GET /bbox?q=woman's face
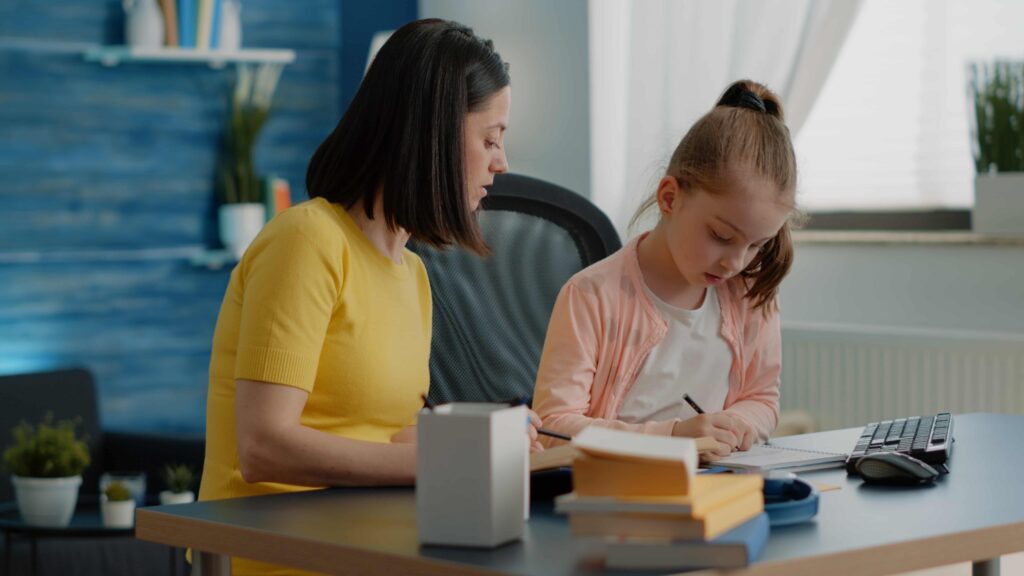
[463,86,511,211]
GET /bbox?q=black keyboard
[846,412,954,474]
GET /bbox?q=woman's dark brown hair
[633,79,800,313]
[305,19,509,255]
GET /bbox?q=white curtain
[589,0,862,236]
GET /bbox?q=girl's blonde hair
[632,79,800,313]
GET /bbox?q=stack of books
[556,427,769,570]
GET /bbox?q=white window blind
[795,0,1024,212]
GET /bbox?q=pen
[683,393,705,414]
[537,428,572,442]
[504,395,573,441]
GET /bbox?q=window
[795,0,1024,212]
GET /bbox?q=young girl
[532,79,798,459]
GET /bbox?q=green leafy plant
[968,61,1024,173]
[3,413,90,478]
[217,63,284,204]
[162,463,195,494]
[104,480,133,502]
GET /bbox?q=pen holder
[416,403,528,548]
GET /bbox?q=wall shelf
[83,46,296,68]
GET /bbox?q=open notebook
[712,443,847,472]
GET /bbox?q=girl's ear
[656,176,681,215]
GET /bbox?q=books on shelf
[263,176,291,220]
[712,443,846,472]
[604,512,770,570]
[158,0,179,47]
[176,0,222,50]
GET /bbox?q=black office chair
[409,173,621,405]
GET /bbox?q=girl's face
[463,86,511,211]
[658,173,792,292]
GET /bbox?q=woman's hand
[390,425,418,444]
[527,409,544,453]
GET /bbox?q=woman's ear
[656,176,681,215]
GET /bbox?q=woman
[198,19,537,576]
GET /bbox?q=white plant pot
[159,490,195,505]
[101,497,136,528]
[11,475,82,527]
[219,203,266,260]
[973,173,1024,236]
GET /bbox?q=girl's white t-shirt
[617,285,732,424]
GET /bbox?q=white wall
[781,242,1024,335]
[419,2,1024,344]
[419,0,591,196]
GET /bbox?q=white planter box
[416,404,528,548]
[11,475,82,527]
[974,173,1024,236]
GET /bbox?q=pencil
[683,393,706,414]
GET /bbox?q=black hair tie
[736,89,767,113]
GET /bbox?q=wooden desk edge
[135,508,503,576]
[686,520,1024,576]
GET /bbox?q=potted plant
[159,463,196,505]
[3,413,90,527]
[216,63,284,259]
[101,480,135,528]
[968,60,1024,235]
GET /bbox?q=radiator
[780,322,1024,432]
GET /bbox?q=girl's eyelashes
[710,229,732,243]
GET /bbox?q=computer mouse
[855,452,939,484]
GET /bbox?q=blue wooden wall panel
[0,0,356,433]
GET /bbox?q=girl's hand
[527,409,544,453]
[725,413,757,451]
[671,413,739,458]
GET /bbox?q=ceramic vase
[218,0,242,51]
[11,475,82,527]
[124,0,165,49]
[219,203,266,259]
[101,497,136,528]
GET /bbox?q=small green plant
[162,463,195,494]
[217,63,284,204]
[104,481,132,502]
[968,60,1024,173]
[3,413,90,478]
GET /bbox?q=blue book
[209,0,222,48]
[177,0,195,48]
[604,512,770,570]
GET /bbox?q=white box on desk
[416,403,527,548]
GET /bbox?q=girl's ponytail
[632,79,800,315]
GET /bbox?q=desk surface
[136,413,1024,575]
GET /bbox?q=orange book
[573,454,691,497]
[569,427,701,497]
[158,0,179,47]
[567,489,764,541]
[556,474,763,518]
